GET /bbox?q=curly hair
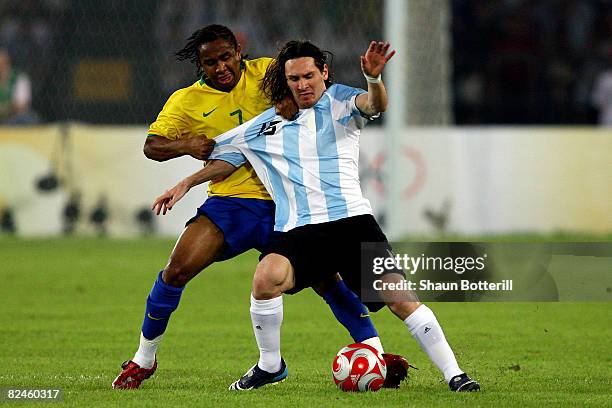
[261,40,333,105]
[175,24,240,79]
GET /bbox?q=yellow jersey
[148,58,273,199]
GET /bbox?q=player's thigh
[166,215,225,274]
[335,215,396,309]
[259,227,333,294]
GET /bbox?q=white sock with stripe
[250,294,283,373]
[404,305,463,382]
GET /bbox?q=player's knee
[252,267,278,298]
[252,255,291,298]
[161,219,224,288]
[252,277,271,298]
[163,260,199,287]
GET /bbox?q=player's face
[198,39,242,91]
[285,57,328,109]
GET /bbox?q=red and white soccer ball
[332,343,387,392]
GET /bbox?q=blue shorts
[189,196,275,261]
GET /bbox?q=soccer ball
[332,343,387,391]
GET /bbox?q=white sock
[250,294,283,373]
[361,336,385,355]
[404,305,463,382]
[133,332,162,369]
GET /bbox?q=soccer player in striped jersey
[113,25,407,390]
[154,40,480,392]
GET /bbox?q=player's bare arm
[152,160,237,215]
[144,135,216,161]
[356,41,395,116]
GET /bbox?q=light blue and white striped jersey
[209,84,374,232]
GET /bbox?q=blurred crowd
[453,0,612,125]
[2,0,612,125]
[0,0,67,124]
[154,0,383,96]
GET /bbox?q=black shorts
[260,214,403,312]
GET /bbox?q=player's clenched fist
[185,137,216,160]
[275,95,299,120]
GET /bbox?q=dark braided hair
[261,40,333,105]
[176,24,241,79]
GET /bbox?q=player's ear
[322,64,329,80]
[236,43,242,60]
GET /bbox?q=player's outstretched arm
[152,160,237,215]
[144,135,216,161]
[356,41,395,117]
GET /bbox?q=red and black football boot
[382,353,410,388]
[112,360,157,389]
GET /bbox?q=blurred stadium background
[0,0,610,239]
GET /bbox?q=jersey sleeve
[207,113,254,167]
[209,106,279,167]
[327,84,377,129]
[147,90,191,140]
[209,133,247,167]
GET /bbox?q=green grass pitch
[0,238,610,407]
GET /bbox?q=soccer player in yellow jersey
[112,25,407,390]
